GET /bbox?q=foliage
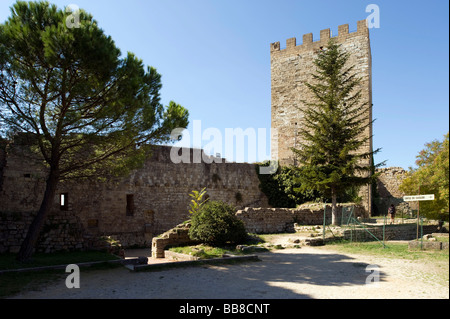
[188,201,247,246]
[256,161,318,207]
[235,192,243,203]
[399,132,449,221]
[291,39,384,223]
[0,1,189,262]
[168,244,242,259]
[326,241,449,264]
[0,1,189,180]
[338,185,363,204]
[188,187,209,215]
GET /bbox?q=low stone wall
[0,210,87,254]
[235,204,365,234]
[409,233,449,251]
[409,241,449,251]
[342,224,441,242]
[0,210,145,254]
[151,223,197,258]
[105,232,151,249]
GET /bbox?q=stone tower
[270,20,373,214]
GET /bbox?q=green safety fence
[322,203,388,248]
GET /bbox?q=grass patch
[168,244,244,259]
[324,240,449,287]
[324,240,449,262]
[167,234,267,259]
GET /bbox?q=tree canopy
[399,133,449,221]
[0,1,189,180]
[292,40,383,224]
[0,1,189,261]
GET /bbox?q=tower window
[60,193,69,211]
[126,194,135,216]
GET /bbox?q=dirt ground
[9,236,449,299]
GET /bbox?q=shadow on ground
[9,248,385,299]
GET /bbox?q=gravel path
[9,244,449,299]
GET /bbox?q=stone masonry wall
[376,167,408,199]
[236,204,365,234]
[270,20,372,167]
[270,20,373,214]
[0,142,268,253]
[373,167,411,216]
[343,224,440,242]
[0,210,84,254]
[151,222,196,258]
[0,138,414,253]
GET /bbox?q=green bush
[256,161,362,207]
[256,162,318,207]
[188,201,247,246]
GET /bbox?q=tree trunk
[331,186,339,226]
[16,168,60,262]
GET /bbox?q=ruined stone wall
[375,167,408,199]
[0,143,268,252]
[270,20,373,214]
[151,222,195,258]
[236,204,365,234]
[373,167,411,216]
[0,210,85,254]
[342,224,440,242]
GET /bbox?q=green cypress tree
[292,39,384,225]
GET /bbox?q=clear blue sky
[1,0,448,169]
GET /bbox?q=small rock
[423,234,433,240]
[241,246,253,253]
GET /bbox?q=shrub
[188,187,209,215]
[256,162,318,207]
[188,201,247,246]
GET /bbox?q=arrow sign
[403,194,435,202]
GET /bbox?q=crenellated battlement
[270,20,368,52]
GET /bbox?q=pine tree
[0,1,189,261]
[292,39,384,225]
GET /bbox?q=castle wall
[0,143,268,253]
[236,204,365,234]
[375,167,408,199]
[270,20,373,214]
[270,20,372,165]
[373,166,412,216]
